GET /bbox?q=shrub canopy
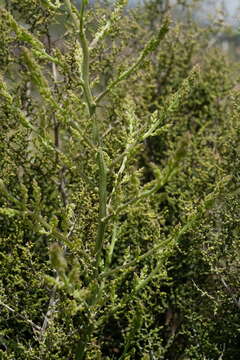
[0,1,239,359]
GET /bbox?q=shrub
[0,1,239,359]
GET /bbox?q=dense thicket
[0,1,239,359]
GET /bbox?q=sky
[227,0,238,14]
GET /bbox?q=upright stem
[64,0,108,270]
[78,1,107,269]
[66,3,107,357]
[78,1,96,116]
[40,30,69,342]
[95,142,108,268]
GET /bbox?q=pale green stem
[79,3,108,268]
[135,263,166,293]
[64,0,107,269]
[95,51,147,104]
[98,207,200,281]
[95,20,169,104]
[105,222,118,267]
[95,145,108,268]
[63,3,104,357]
[99,237,173,280]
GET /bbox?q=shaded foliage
[0,0,239,359]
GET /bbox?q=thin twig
[221,277,240,310]
[40,30,70,338]
[0,300,41,333]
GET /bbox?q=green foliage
[0,0,239,359]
